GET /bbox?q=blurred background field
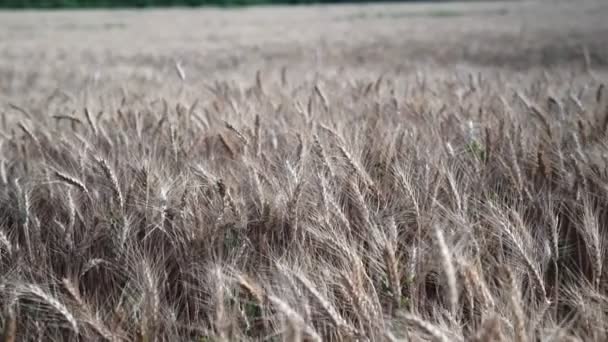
[0,0,527,9]
[1,0,607,104]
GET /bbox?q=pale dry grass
[1,0,608,341]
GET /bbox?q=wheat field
[1,0,608,341]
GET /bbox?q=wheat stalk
[383,243,401,311]
[340,270,373,334]
[140,261,159,342]
[54,171,89,194]
[18,122,41,147]
[14,179,32,260]
[217,179,239,220]
[505,269,527,342]
[53,115,84,126]
[322,180,351,232]
[462,261,495,311]
[174,60,186,81]
[582,203,603,289]
[95,157,124,210]
[80,258,111,278]
[292,272,357,336]
[62,278,116,341]
[502,218,547,300]
[314,84,329,112]
[434,225,458,315]
[287,181,303,236]
[267,295,321,342]
[400,313,450,342]
[8,103,31,118]
[337,143,375,191]
[223,120,249,146]
[253,114,261,157]
[84,108,98,135]
[349,180,372,229]
[312,135,335,179]
[16,283,79,334]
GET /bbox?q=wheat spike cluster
[1,0,608,341]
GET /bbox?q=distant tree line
[0,0,431,8]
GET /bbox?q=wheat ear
[434,226,458,315]
[95,157,124,210]
[84,108,98,135]
[54,171,89,194]
[267,295,321,342]
[293,272,357,335]
[16,283,79,334]
[62,278,116,341]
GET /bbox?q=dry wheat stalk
[224,121,249,146]
[140,261,159,342]
[17,122,41,147]
[54,171,89,194]
[502,209,548,300]
[80,258,111,278]
[14,179,32,260]
[84,108,98,135]
[255,70,264,94]
[313,135,335,179]
[16,283,79,334]
[8,103,31,118]
[53,115,84,126]
[314,84,329,112]
[337,143,375,191]
[401,313,450,342]
[267,295,322,342]
[340,271,372,334]
[323,181,351,232]
[582,204,603,289]
[434,225,458,316]
[505,269,527,342]
[174,60,186,81]
[383,243,401,311]
[217,179,239,219]
[62,278,116,341]
[462,262,495,311]
[292,272,357,335]
[349,180,372,229]
[95,157,124,210]
[253,114,261,157]
[287,181,303,235]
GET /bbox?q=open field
[1,0,608,340]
